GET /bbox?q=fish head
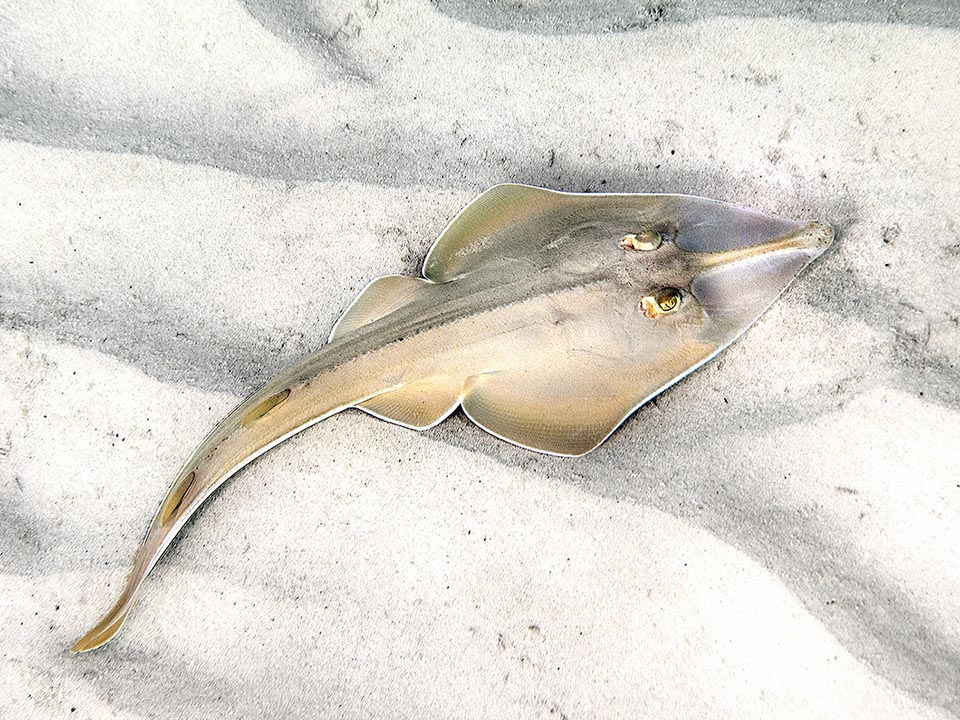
[618,199,834,345]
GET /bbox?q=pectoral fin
[461,344,716,456]
[421,185,810,284]
[423,184,562,282]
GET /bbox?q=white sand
[1,1,958,718]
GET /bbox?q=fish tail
[71,355,365,653]
[71,582,137,653]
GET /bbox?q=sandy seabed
[1,1,959,718]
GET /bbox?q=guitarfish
[72,184,834,652]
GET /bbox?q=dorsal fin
[328,275,431,341]
[422,184,561,282]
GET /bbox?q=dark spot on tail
[242,388,291,428]
[161,471,196,525]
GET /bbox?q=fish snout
[795,221,835,256]
[689,219,835,325]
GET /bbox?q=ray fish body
[72,184,834,652]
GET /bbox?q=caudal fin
[71,591,135,653]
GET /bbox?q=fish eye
[641,287,683,318]
[619,229,663,251]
